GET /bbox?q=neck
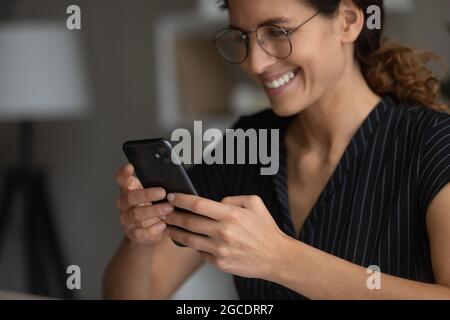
[289,64,381,163]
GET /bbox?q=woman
[104,0,450,299]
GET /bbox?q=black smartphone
[122,138,198,248]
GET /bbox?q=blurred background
[0,0,448,300]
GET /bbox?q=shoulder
[394,100,450,134]
[404,103,450,213]
[391,100,450,161]
[405,104,450,146]
[383,97,450,148]
[418,106,450,165]
[420,109,450,146]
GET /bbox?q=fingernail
[163,204,174,212]
[167,193,175,202]
[156,189,165,197]
[160,215,167,220]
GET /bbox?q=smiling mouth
[263,69,300,90]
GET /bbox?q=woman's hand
[163,193,290,279]
[114,164,175,247]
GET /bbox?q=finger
[131,222,167,243]
[221,195,263,209]
[120,188,167,211]
[132,202,174,222]
[164,211,216,237]
[167,193,233,221]
[122,215,160,231]
[140,217,162,228]
[115,164,143,192]
[166,226,216,253]
[120,210,140,229]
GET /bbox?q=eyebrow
[229,17,292,31]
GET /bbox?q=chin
[270,99,306,117]
[265,83,311,117]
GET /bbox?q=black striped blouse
[188,95,450,300]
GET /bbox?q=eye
[225,30,246,43]
[266,27,287,39]
[235,32,247,42]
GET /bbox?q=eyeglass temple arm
[287,11,321,36]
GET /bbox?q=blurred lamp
[0,22,90,120]
[0,22,91,298]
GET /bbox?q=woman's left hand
[164,193,290,279]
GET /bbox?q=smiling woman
[104,0,450,300]
[218,0,448,113]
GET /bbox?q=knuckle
[216,246,230,258]
[249,195,262,205]
[215,258,227,270]
[184,216,196,229]
[221,196,232,204]
[193,199,205,213]
[218,227,233,242]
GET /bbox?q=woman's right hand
[114,163,174,246]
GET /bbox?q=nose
[241,33,277,76]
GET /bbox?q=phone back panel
[123,139,197,196]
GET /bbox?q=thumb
[115,164,143,192]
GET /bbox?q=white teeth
[265,71,297,89]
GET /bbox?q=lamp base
[0,167,75,299]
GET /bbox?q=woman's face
[228,0,349,117]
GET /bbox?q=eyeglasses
[214,11,321,65]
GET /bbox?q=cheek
[292,34,345,91]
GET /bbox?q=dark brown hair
[220,0,449,112]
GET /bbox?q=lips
[264,71,296,89]
[261,68,301,95]
[261,68,300,88]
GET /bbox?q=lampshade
[0,22,91,121]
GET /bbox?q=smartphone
[122,138,198,248]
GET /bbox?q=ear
[337,0,365,44]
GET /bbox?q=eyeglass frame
[213,11,322,64]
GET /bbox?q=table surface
[0,290,52,300]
